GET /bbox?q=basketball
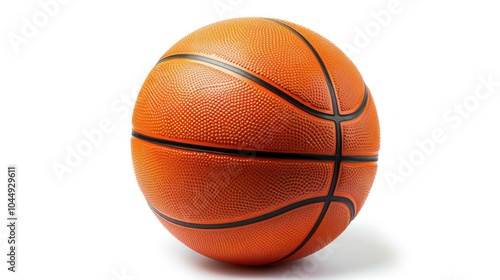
[131,17,380,266]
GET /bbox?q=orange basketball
[131,18,380,266]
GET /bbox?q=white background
[1,0,500,279]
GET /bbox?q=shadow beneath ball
[192,224,397,278]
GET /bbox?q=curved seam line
[157,54,335,120]
[146,19,372,265]
[266,19,339,117]
[264,18,357,265]
[148,195,354,229]
[155,54,368,122]
[132,130,378,162]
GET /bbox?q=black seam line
[151,20,369,264]
[267,19,340,117]
[265,18,347,265]
[338,86,369,121]
[149,195,354,230]
[132,130,378,162]
[157,54,336,121]
[268,194,355,264]
[265,18,370,122]
[156,54,370,123]
[329,196,355,218]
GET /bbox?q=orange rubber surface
[131,18,380,265]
